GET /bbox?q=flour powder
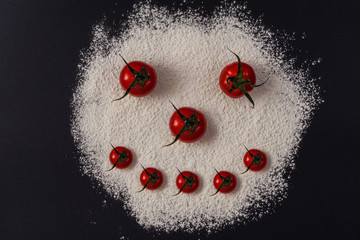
[71,1,321,233]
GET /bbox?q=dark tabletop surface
[0,0,358,239]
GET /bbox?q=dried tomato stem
[107,143,129,171]
[163,101,200,147]
[173,167,196,196]
[138,164,160,192]
[113,54,150,102]
[211,168,233,196]
[241,145,264,174]
[226,49,267,108]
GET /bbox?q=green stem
[163,101,200,147]
[107,144,129,171]
[138,164,160,192]
[225,49,267,108]
[113,55,150,102]
[241,146,264,174]
[173,168,196,196]
[211,169,233,196]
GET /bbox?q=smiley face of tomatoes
[139,167,163,191]
[243,148,267,172]
[120,61,157,97]
[175,170,199,195]
[108,145,133,170]
[212,171,237,195]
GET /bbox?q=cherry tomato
[108,144,133,171]
[113,55,157,101]
[219,49,266,108]
[139,166,163,191]
[219,61,256,98]
[212,170,237,195]
[243,148,267,173]
[175,170,199,195]
[164,101,207,147]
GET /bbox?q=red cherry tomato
[219,61,256,98]
[243,149,267,172]
[113,55,157,101]
[175,171,199,195]
[212,171,237,195]
[170,107,207,143]
[139,167,163,191]
[108,145,133,170]
[219,50,266,108]
[164,101,207,147]
[120,61,157,97]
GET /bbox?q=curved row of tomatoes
[108,145,267,195]
[108,50,268,195]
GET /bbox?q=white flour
[71,1,321,233]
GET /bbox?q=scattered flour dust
[71,1,321,233]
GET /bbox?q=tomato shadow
[193,171,205,195]
[232,174,242,195]
[152,65,180,98]
[250,65,275,101]
[127,147,138,171]
[199,110,217,144]
[262,150,271,172]
[159,167,169,192]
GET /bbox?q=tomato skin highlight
[176,171,199,194]
[213,171,237,194]
[120,61,157,97]
[219,61,256,98]
[243,149,267,172]
[140,167,163,190]
[109,146,133,169]
[169,107,207,143]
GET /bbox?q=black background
[0,0,358,239]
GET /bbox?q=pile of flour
[71,1,321,233]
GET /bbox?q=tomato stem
[112,54,150,102]
[211,168,233,196]
[241,145,264,174]
[163,101,200,147]
[138,164,160,192]
[173,168,196,196]
[226,48,267,108]
[107,143,129,171]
